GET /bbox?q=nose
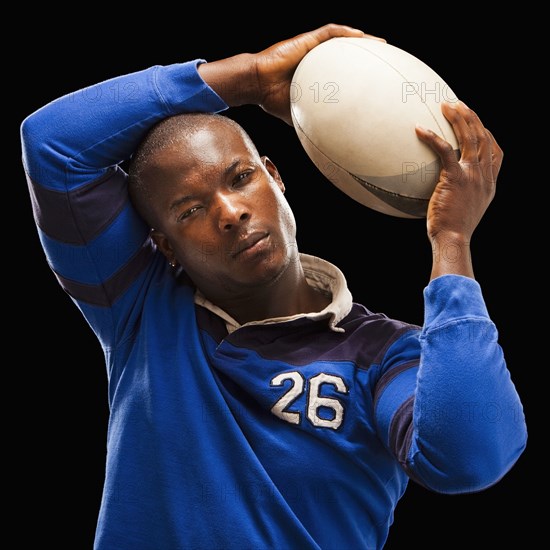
[215,191,250,231]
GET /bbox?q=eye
[233,169,254,187]
[178,206,201,222]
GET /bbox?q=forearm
[20,61,227,347]
[376,276,526,493]
[411,275,526,491]
[198,53,260,107]
[21,61,227,188]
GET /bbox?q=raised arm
[198,23,372,123]
[416,100,503,281]
[374,102,527,492]
[20,61,227,348]
[20,23,368,350]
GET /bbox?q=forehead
[155,122,256,176]
[140,123,261,212]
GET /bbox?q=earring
[169,260,176,268]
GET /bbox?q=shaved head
[123,107,302,315]
[128,112,259,227]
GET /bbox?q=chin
[247,251,297,288]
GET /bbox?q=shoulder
[340,302,419,342]
[336,303,420,369]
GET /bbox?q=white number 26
[270,371,348,430]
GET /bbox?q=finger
[458,102,494,168]
[441,101,478,163]
[415,124,459,167]
[457,104,503,186]
[478,126,503,167]
[292,24,384,53]
[314,23,385,41]
[483,128,504,185]
[485,128,504,173]
[364,33,387,42]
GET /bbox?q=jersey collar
[194,253,353,334]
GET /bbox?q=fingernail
[365,33,387,42]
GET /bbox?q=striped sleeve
[20,61,228,349]
[374,275,527,494]
[372,330,424,485]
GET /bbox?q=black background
[15,9,533,549]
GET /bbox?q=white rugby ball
[290,37,460,218]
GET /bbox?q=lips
[232,231,268,257]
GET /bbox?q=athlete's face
[146,121,298,298]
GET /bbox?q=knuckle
[440,141,454,155]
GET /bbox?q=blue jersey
[20,60,527,550]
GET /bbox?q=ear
[151,229,178,267]
[261,156,285,193]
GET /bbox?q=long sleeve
[20,61,228,350]
[374,274,527,493]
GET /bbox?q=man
[21,23,527,550]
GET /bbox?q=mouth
[232,231,269,258]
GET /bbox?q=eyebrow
[169,194,195,212]
[168,159,244,212]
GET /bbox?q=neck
[207,259,330,326]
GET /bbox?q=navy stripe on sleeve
[55,239,155,306]
[27,167,128,244]
[389,395,414,465]
[388,395,426,486]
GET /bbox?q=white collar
[194,253,353,334]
